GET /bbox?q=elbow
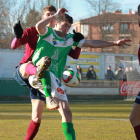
[71,55,79,59]
[73,56,79,59]
[35,23,40,32]
[11,38,21,49]
[11,38,17,49]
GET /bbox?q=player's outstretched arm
[36,8,68,35]
[81,38,131,48]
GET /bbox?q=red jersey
[18,27,38,65]
[11,27,81,66]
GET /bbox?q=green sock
[41,71,51,97]
[62,122,76,140]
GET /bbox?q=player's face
[56,21,71,36]
[42,11,56,28]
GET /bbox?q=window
[120,23,128,31]
[102,23,113,33]
[81,24,88,36]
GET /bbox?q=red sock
[25,62,37,75]
[134,124,140,140]
[24,120,40,140]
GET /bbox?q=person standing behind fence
[76,65,83,79]
[115,66,124,80]
[86,65,97,80]
[105,66,115,80]
[123,67,129,81]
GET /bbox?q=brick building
[73,10,140,55]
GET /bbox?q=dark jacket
[105,70,115,80]
[86,69,97,79]
[77,68,83,79]
[115,70,124,80]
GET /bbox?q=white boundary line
[0,113,129,121]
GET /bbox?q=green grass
[0,101,136,140]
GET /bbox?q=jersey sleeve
[68,47,81,59]
[20,27,32,45]
[73,39,85,48]
[39,26,52,38]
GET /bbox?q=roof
[79,12,138,24]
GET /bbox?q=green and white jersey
[32,26,84,79]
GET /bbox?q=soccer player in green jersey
[29,7,131,140]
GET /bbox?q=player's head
[54,14,73,36]
[42,5,57,28]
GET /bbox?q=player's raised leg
[35,56,51,79]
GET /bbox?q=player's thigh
[31,99,44,122]
[130,103,140,127]
[54,97,72,122]
[19,62,29,78]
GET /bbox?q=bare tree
[85,0,121,52]
[0,0,31,49]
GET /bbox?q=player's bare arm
[36,8,68,35]
[81,38,131,48]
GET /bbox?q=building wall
[73,13,139,55]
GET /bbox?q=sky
[66,0,140,22]
[29,0,139,23]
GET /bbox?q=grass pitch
[0,101,136,140]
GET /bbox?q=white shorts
[28,72,68,101]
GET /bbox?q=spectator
[76,65,83,79]
[105,66,115,80]
[65,65,67,70]
[115,66,124,80]
[123,67,129,81]
[86,65,97,80]
[129,67,133,71]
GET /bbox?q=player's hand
[115,38,131,48]
[73,30,84,42]
[13,21,23,39]
[57,8,68,17]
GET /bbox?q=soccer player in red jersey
[129,5,140,140]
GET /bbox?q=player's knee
[65,109,72,120]
[129,113,134,124]
[20,63,29,78]
[129,113,139,126]
[32,116,42,123]
[32,113,42,123]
